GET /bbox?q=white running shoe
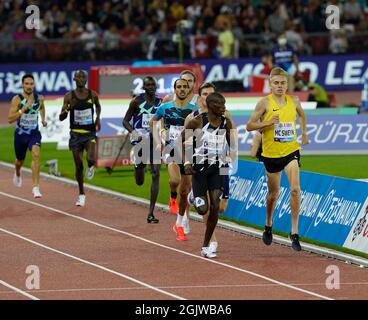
[32,186,42,198]
[209,241,218,253]
[85,166,95,180]
[76,194,86,207]
[13,173,22,187]
[187,190,195,207]
[201,246,217,259]
[183,215,190,235]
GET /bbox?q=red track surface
[0,164,367,301]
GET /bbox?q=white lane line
[0,280,40,300]
[0,191,333,300]
[1,282,367,295]
[0,227,185,300]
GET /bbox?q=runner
[149,79,199,241]
[59,70,101,207]
[182,92,237,258]
[246,67,309,251]
[8,74,47,198]
[123,76,162,223]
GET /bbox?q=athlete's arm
[123,97,139,133]
[162,94,173,104]
[184,112,194,127]
[59,92,72,121]
[182,117,201,174]
[8,95,33,123]
[293,96,309,145]
[149,107,164,150]
[8,96,22,124]
[39,95,47,127]
[92,91,101,131]
[250,131,262,157]
[226,116,238,166]
[246,98,278,131]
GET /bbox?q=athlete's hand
[131,130,142,143]
[301,133,309,145]
[269,115,279,125]
[184,163,195,175]
[95,118,101,131]
[41,120,47,127]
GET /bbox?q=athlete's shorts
[132,136,158,169]
[14,131,41,161]
[262,150,300,173]
[192,165,224,198]
[69,131,97,152]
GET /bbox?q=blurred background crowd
[0,0,368,62]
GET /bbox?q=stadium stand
[0,0,368,63]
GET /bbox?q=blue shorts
[14,131,41,161]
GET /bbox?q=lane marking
[1,282,368,295]
[0,227,185,300]
[0,191,334,300]
[0,280,40,300]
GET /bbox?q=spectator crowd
[0,0,367,62]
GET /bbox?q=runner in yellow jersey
[246,67,309,251]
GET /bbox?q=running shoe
[183,215,190,235]
[147,214,159,223]
[209,241,218,253]
[13,173,22,187]
[169,197,178,215]
[289,233,302,251]
[76,194,86,207]
[187,190,195,207]
[262,225,273,245]
[32,186,42,198]
[85,165,95,180]
[173,224,187,241]
[201,246,217,258]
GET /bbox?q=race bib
[142,114,153,128]
[274,122,295,142]
[205,133,226,151]
[74,109,93,125]
[20,113,38,129]
[169,125,184,141]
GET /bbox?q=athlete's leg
[284,160,301,235]
[30,145,41,187]
[168,163,181,214]
[203,189,222,248]
[178,175,191,217]
[265,171,282,227]
[167,163,181,193]
[134,164,145,186]
[148,164,161,216]
[72,149,85,195]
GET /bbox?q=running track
[0,165,367,300]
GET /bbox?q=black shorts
[132,136,159,168]
[69,131,97,152]
[262,150,300,173]
[192,165,224,198]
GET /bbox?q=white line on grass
[0,191,334,300]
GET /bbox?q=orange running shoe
[169,197,178,215]
[176,226,187,241]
